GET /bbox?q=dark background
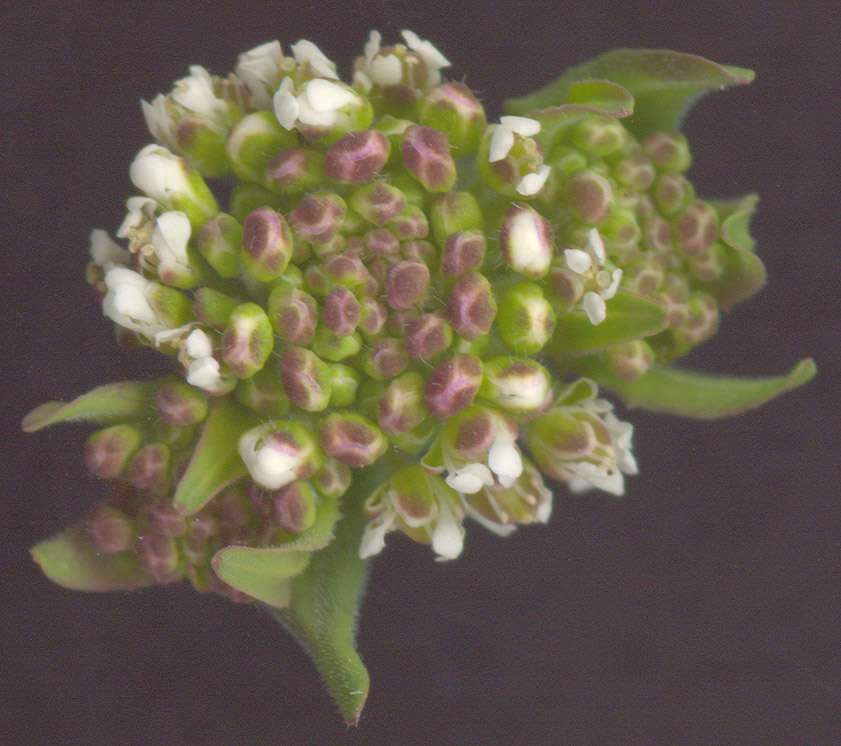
[2,1,839,742]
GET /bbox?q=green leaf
[31,524,152,592]
[271,466,387,726]
[569,356,816,419]
[505,49,754,138]
[22,380,160,432]
[550,290,668,354]
[211,499,341,608]
[172,398,261,515]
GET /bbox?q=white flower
[141,94,174,148]
[238,423,310,490]
[101,267,172,339]
[488,116,541,162]
[117,197,157,240]
[400,29,451,85]
[150,211,193,282]
[181,329,230,394]
[356,30,403,89]
[171,65,228,124]
[129,145,192,205]
[445,462,493,494]
[89,230,130,269]
[273,77,362,131]
[290,39,338,79]
[563,228,623,325]
[516,164,551,196]
[235,41,285,108]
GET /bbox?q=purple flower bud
[642,131,692,171]
[643,214,674,255]
[128,443,172,496]
[442,405,498,461]
[271,480,317,535]
[87,504,135,553]
[221,302,274,378]
[324,130,390,184]
[499,204,553,279]
[266,147,326,193]
[675,201,719,258]
[419,82,487,154]
[424,353,483,418]
[318,413,388,468]
[216,485,254,526]
[406,312,453,362]
[241,207,293,282]
[322,286,362,336]
[350,181,407,226]
[440,230,486,277]
[401,125,456,192]
[387,206,429,241]
[363,228,400,258]
[155,380,208,425]
[324,251,371,288]
[657,274,691,328]
[358,297,388,338]
[377,372,428,435]
[279,346,332,411]
[445,272,497,340]
[401,240,437,268]
[188,512,220,541]
[674,291,719,345]
[234,365,291,418]
[548,265,584,310]
[362,337,410,380]
[613,153,656,192]
[84,425,142,479]
[267,285,318,345]
[312,457,352,500]
[141,499,186,537]
[386,260,430,310]
[565,170,613,224]
[135,533,181,584]
[289,193,347,244]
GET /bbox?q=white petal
[129,145,189,204]
[488,439,523,487]
[236,41,283,107]
[488,125,515,162]
[186,356,222,391]
[185,328,213,359]
[446,463,493,494]
[359,510,396,559]
[291,39,338,79]
[89,229,130,268]
[272,89,299,130]
[369,54,403,87]
[141,94,173,144]
[499,115,541,137]
[564,248,592,275]
[516,164,551,196]
[364,30,382,63]
[237,428,299,490]
[430,501,464,560]
[304,79,358,112]
[152,211,191,269]
[601,269,623,300]
[400,30,451,72]
[117,196,157,238]
[586,227,606,264]
[581,291,607,325]
[172,66,217,116]
[461,499,518,537]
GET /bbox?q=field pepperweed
[25,31,815,724]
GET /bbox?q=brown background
[2,0,839,742]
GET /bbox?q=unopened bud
[326,363,360,406]
[496,281,556,354]
[571,115,627,157]
[387,205,429,241]
[238,421,322,489]
[318,412,388,467]
[361,337,410,380]
[377,371,428,435]
[312,326,362,362]
[446,272,497,340]
[322,286,362,336]
[401,124,457,192]
[612,152,656,192]
[84,425,142,479]
[87,504,135,553]
[221,302,274,378]
[675,200,719,258]
[406,312,453,361]
[141,499,185,537]
[289,193,347,245]
[193,287,238,329]
[424,353,483,418]
[234,364,291,418]
[653,172,694,217]
[279,346,332,411]
[155,379,208,425]
[605,340,655,381]
[440,230,486,277]
[324,129,390,183]
[386,260,430,309]
[312,457,352,500]
[228,183,282,224]
[135,532,181,583]
[226,110,298,183]
[271,480,318,535]
[241,207,293,282]
[268,284,318,345]
[128,443,172,496]
[479,357,552,414]
[349,181,407,226]
[499,203,554,279]
[565,169,613,224]
[266,147,326,194]
[643,131,691,172]
[429,191,483,244]
[418,82,487,154]
[363,227,400,258]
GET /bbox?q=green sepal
[272,465,385,726]
[569,355,816,419]
[505,49,754,138]
[172,398,261,515]
[707,194,767,309]
[31,524,151,592]
[211,499,341,608]
[550,290,668,354]
[22,380,159,432]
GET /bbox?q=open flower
[562,228,623,324]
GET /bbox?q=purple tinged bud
[654,173,694,217]
[478,357,552,414]
[643,214,674,255]
[215,485,254,526]
[625,257,665,297]
[363,228,401,258]
[324,251,371,288]
[193,287,238,330]
[605,340,655,381]
[266,147,326,193]
[359,297,388,338]
[424,353,483,418]
[406,312,453,362]
[688,241,727,282]
[196,213,243,279]
[571,115,627,157]
[548,265,584,310]
[658,274,691,328]
[279,346,332,412]
[141,500,185,538]
[188,513,219,542]
[135,533,181,583]
[377,372,428,435]
[418,82,487,154]
[221,302,274,379]
[313,457,353,500]
[271,481,318,535]
[430,192,484,244]
[675,291,719,345]
[322,286,362,336]
[613,153,656,192]
[401,124,457,192]
[446,272,498,340]
[267,285,318,345]
[326,363,360,406]
[304,263,333,297]
[565,170,613,224]
[386,260,430,310]
[318,413,388,468]
[312,326,362,362]
[241,207,293,282]
[84,425,142,479]
[388,205,429,241]
[401,239,437,268]
[155,380,208,425]
[441,405,498,461]
[642,131,692,172]
[87,504,135,553]
[128,443,172,496]
[675,201,719,258]
[499,203,553,279]
[362,337,410,381]
[349,181,407,226]
[440,230,486,277]
[289,193,347,244]
[324,130,390,184]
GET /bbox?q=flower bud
[234,366,291,417]
[192,287,238,329]
[361,337,410,381]
[624,256,665,297]
[326,363,360,407]
[445,272,497,340]
[653,172,694,217]
[481,117,549,197]
[377,371,428,435]
[150,211,201,289]
[479,357,552,414]
[135,533,181,583]
[141,499,185,537]
[424,353,483,418]
[324,129,390,183]
[612,152,656,192]
[271,480,318,535]
[440,230,486,278]
[571,115,627,157]
[429,191,483,244]
[499,203,553,279]
[128,443,172,496]
[418,82,487,154]
[238,421,322,490]
[221,302,274,378]
[496,281,556,354]
[358,297,388,339]
[605,340,655,381]
[279,346,332,411]
[565,169,613,224]
[675,200,719,259]
[322,286,362,336]
[401,124,457,192]
[363,228,400,258]
[228,183,282,224]
[387,205,429,241]
[642,131,691,172]
[312,326,362,362]
[155,379,208,425]
[235,40,285,109]
[312,457,352,500]
[349,181,408,226]
[240,207,293,282]
[406,312,453,362]
[84,425,142,479]
[324,251,371,288]
[226,110,298,183]
[386,260,430,309]
[318,413,388,467]
[266,147,326,194]
[87,504,135,553]
[289,193,347,245]
[268,285,318,345]
[464,460,552,527]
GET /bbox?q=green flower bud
[612,152,656,191]
[565,169,613,224]
[418,82,487,154]
[571,115,627,157]
[84,425,142,479]
[193,287,239,329]
[312,326,362,362]
[318,412,387,467]
[155,379,208,425]
[349,181,408,226]
[496,281,556,354]
[642,130,692,172]
[196,213,243,279]
[226,110,297,184]
[312,457,352,500]
[266,147,326,194]
[429,191,484,246]
[377,371,428,435]
[240,207,293,282]
[479,356,552,414]
[280,346,332,412]
[221,302,274,378]
[604,340,655,381]
[234,365,291,418]
[327,363,360,407]
[653,172,694,217]
[674,200,719,259]
[228,183,282,223]
[268,284,318,345]
[387,205,429,241]
[289,193,347,245]
[271,480,318,535]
